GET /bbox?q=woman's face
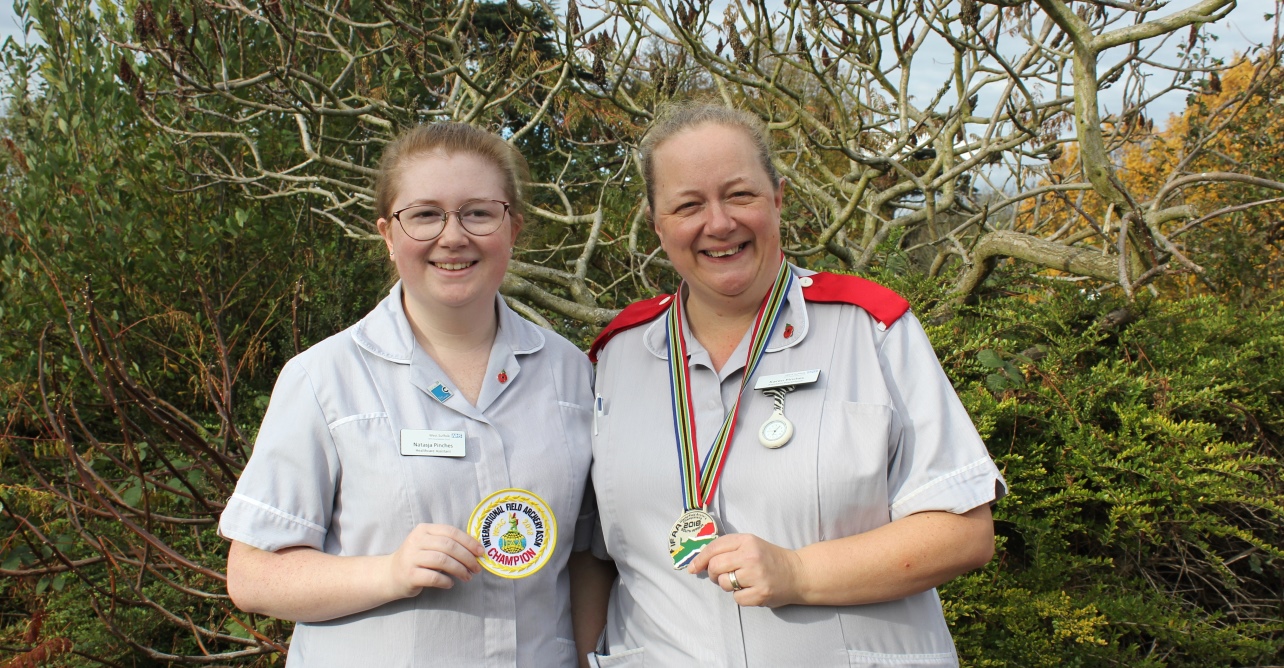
[650,122,783,312]
[377,151,520,315]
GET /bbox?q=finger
[705,552,743,581]
[412,549,479,582]
[716,572,735,593]
[420,524,485,555]
[406,568,455,591]
[410,532,485,572]
[686,535,741,574]
[420,539,484,575]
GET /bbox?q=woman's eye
[674,201,700,214]
[413,210,441,221]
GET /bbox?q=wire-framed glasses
[392,199,510,241]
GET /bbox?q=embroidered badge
[783,323,795,339]
[428,382,453,403]
[468,489,557,579]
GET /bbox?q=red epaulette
[801,272,910,328]
[588,294,673,363]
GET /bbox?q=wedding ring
[728,570,744,592]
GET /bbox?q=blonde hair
[373,123,530,222]
[638,102,780,211]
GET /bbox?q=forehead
[392,150,509,203]
[650,123,767,189]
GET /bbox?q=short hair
[373,122,530,222]
[638,102,781,211]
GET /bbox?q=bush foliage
[1,0,1281,665]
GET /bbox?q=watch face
[762,420,789,440]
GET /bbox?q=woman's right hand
[386,524,485,598]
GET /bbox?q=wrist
[787,548,813,606]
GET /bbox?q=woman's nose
[435,213,470,247]
[705,202,737,236]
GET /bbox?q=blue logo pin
[429,382,453,403]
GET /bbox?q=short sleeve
[879,312,1006,521]
[218,360,340,552]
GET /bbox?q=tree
[1,0,381,661]
[114,0,1284,316]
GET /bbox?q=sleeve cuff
[889,457,1008,522]
[218,493,327,552]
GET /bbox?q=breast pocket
[329,415,480,551]
[816,400,896,541]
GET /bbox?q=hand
[686,533,806,608]
[386,524,484,599]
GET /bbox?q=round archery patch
[468,488,557,579]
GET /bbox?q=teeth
[706,244,744,258]
[434,262,474,270]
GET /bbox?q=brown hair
[638,102,781,212]
[373,122,530,222]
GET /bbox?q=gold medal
[468,488,557,579]
[668,509,718,570]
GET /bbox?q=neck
[402,295,499,359]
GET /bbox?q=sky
[0,0,1274,124]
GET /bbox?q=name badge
[754,369,821,390]
[400,429,466,457]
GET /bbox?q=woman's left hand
[685,533,806,608]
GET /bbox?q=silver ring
[728,570,744,592]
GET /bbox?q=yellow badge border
[468,488,557,579]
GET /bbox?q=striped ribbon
[666,259,793,511]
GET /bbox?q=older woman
[220,123,598,666]
[585,104,1006,666]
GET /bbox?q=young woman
[586,104,1006,666]
[221,123,598,667]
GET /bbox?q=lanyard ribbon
[666,260,793,512]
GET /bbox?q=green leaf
[51,574,66,591]
[36,576,49,594]
[978,349,1004,369]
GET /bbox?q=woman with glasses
[220,123,603,667]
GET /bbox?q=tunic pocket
[847,649,958,667]
[817,400,896,540]
[588,647,646,668]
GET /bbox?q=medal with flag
[664,259,792,569]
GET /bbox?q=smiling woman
[584,103,1006,667]
[218,123,602,667]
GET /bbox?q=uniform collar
[353,282,545,365]
[641,263,814,362]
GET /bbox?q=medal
[758,386,795,449]
[468,488,557,579]
[664,259,793,569]
[668,509,718,570]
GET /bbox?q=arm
[226,524,484,623]
[568,550,617,666]
[688,504,994,608]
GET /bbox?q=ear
[773,177,785,210]
[376,217,396,254]
[509,213,524,244]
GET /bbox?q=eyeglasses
[391,199,511,241]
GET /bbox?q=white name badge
[754,369,821,390]
[400,430,466,457]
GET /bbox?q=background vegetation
[1,0,1281,664]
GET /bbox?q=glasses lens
[398,205,446,240]
[457,200,507,236]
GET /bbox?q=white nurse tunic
[588,266,1006,667]
[220,283,594,667]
